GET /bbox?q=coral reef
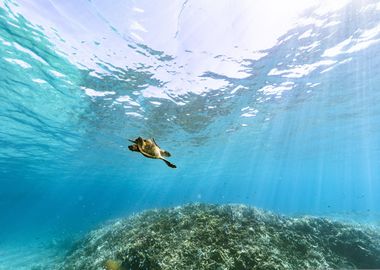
[59,204,380,269]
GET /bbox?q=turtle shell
[137,139,161,159]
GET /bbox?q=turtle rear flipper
[160,150,171,157]
[162,159,176,168]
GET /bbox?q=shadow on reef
[58,204,380,270]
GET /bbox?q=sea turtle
[128,137,177,168]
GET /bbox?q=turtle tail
[162,159,176,168]
[160,150,171,157]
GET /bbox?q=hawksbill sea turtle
[128,137,177,168]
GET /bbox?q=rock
[58,204,380,270]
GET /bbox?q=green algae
[59,204,380,270]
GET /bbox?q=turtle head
[128,144,139,152]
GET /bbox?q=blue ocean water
[1,0,380,268]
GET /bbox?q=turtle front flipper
[161,158,176,168]
[160,150,171,157]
